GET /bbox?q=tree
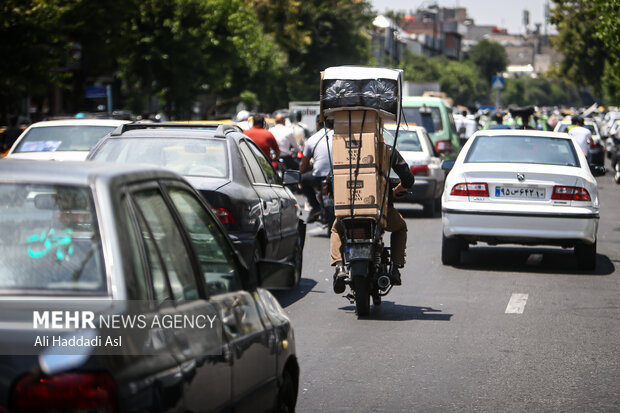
[0,0,74,122]
[435,58,488,107]
[117,0,285,117]
[466,39,508,85]
[550,0,620,103]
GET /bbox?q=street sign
[491,76,505,90]
[85,86,107,99]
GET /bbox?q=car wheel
[422,199,436,217]
[277,370,297,413]
[575,241,596,270]
[441,234,462,266]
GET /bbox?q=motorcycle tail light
[410,164,429,176]
[450,182,489,197]
[552,186,591,201]
[590,141,601,149]
[13,372,117,412]
[271,161,279,169]
[296,151,303,159]
[211,207,235,224]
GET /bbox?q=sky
[369,0,554,35]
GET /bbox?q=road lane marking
[505,293,529,314]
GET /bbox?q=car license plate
[495,186,545,199]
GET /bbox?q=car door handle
[280,199,286,208]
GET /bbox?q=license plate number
[495,186,545,199]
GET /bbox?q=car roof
[473,129,571,139]
[0,158,179,186]
[26,119,130,128]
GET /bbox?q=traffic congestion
[1,0,619,412]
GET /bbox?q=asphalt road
[274,170,620,412]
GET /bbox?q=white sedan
[6,118,128,161]
[384,124,445,216]
[441,130,600,269]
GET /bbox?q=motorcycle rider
[299,117,334,223]
[331,145,415,294]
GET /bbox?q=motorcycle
[338,178,400,317]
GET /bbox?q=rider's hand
[393,183,407,199]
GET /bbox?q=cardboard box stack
[320,66,403,225]
[331,110,389,221]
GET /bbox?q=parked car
[553,119,605,166]
[0,159,299,412]
[6,119,129,161]
[384,124,445,216]
[441,130,601,269]
[88,123,305,286]
[401,96,461,158]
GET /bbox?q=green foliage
[399,51,487,107]
[551,0,620,103]
[500,77,583,107]
[0,0,74,117]
[466,39,508,84]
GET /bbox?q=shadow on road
[456,246,615,276]
[271,277,318,308]
[339,301,453,321]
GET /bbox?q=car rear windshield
[92,137,229,178]
[384,129,423,152]
[14,126,117,152]
[465,135,580,167]
[402,107,443,133]
[0,184,106,295]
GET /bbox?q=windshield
[402,107,443,134]
[465,135,580,167]
[14,126,116,152]
[0,184,106,294]
[92,137,229,178]
[384,129,423,152]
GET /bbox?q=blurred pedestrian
[568,116,592,160]
[270,114,301,169]
[244,113,280,161]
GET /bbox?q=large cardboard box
[333,110,383,135]
[334,172,385,218]
[332,132,382,174]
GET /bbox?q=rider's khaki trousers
[330,206,407,267]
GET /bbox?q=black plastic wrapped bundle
[322,80,361,109]
[361,79,398,114]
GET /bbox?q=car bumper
[442,206,599,245]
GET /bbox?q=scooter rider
[299,117,334,223]
[331,146,415,293]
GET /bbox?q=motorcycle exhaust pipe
[377,275,391,290]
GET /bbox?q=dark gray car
[88,123,305,287]
[0,159,299,412]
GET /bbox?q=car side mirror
[589,164,606,177]
[282,170,301,186]
[256,259,296,289]
[441,160,455,171]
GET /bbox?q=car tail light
[211,207,235,224]
[296,151,303,159]
[450,182,489,197]
[410,164,429,176]
[551,186,591,201]
[435,140,452,153]
[13,372,117,412]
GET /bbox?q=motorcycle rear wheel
[353,275,370,317]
